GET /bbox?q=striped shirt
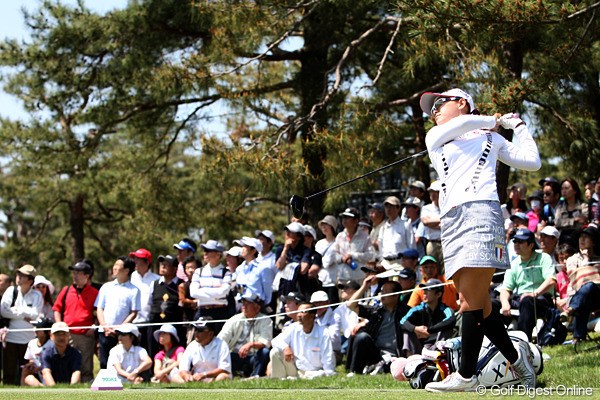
[189,264,233,307]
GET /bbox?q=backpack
[537,308,568,346]
[0,286,19,328]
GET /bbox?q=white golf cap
[428,180,442,192]
[310,290,329,303]
[233,236,263,253]
[256,229,275,242]
[225,246,243,257]
[420,88,476,116]
[115,323,140,338]
[303,225,317,240]
[540,226,560,239]
[285,221,305,235]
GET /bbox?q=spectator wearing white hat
[270,302,335,379]
[316,215,340,304]
[235,237,272,305]
[378,197,414,271]
[404,197,424,258]
[152,324,185,383]
[33,275,55,322]
[538,225,560,266]
[26,322,81,386]
[335,208,374,284]
[1,264,43,385]
[256,230,278,313]
[175,317,232,382]
[107,323,152,384]
[275,222,312,300]
[417,181,444,267]
[310,291,341,364]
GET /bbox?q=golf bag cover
[401,331,543,389]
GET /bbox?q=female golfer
[419,89,540,392]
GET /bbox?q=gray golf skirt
[441,200,509,279]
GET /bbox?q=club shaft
[306,150,428,200]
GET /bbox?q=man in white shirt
[378,196,415,271]
[334,281,360,355]
[256,230,277,312]
[310,291,341,363]
[0,264,43,385]
[129,248,160,354]
[334,208,374,284]
[95,256,141,369]
[176,317,232,383]
[270,302,335,379]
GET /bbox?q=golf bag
[399,331,543,389]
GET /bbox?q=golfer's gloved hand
[498,113,525,130]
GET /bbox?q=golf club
[290,149,428,218]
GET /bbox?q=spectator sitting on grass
[25,322,81,386]
[151,324,185,383]
[21,318,52,386]
[269,302,335,379]
[175,317,232,383]
[107,324,152,384]
[218,291,273,378]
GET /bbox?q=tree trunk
[69,194,85,262]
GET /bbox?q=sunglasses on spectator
[431,96,462,114]
[543,192,553,196]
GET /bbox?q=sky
[0,0,129,120]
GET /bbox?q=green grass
[0,334,598,399]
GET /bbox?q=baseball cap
[581,225,600,242]
[510,212,529,222]
[337,280,360,290]
[403,197,423,208]
[339,207,360,218]
[527,190,543,202]
[384,196,401,207]
[419,255,438,265]
[318,215,339,231]
[420,89,476,116]
[225,246,243,257]
[69,261,92,274]
[50,321,70,334]
[419,278,445,293]
[368,202,384,212]
[283,291,306,303]
[402,249,420,259]
[540,226,560,239]
[116,323,140,338]
[398,268,417,280]
[32,318,54,330]
[173,239,197,253]
[376,267,402,279]
[303,225,317,240]
[241,291,262,303]
[17,264,37,277]
[428,181,442,192]
[193,316,215,332]
[153,324,179,344]
[538,176,558,186]
[409,181,426,191]
[513,228,535,242]
[200,240,225,252]
[285,221,305,235]
[256,230,275,243]
[157,254,177,267]
[234,236,263,253]
[310,290,329,303]
[129,248,152,264]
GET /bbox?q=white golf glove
[498,113,525,130]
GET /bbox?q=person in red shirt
[53,261,99,383]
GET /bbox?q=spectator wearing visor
[173,238,198,282]
[189,240,234,334]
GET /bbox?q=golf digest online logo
[476,385,595,397]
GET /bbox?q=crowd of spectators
[0,175,598,385]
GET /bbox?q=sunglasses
[543,192,553,196]
[431,96,462,115]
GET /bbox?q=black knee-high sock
[458,309,484,378]
[483,311,518,364]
